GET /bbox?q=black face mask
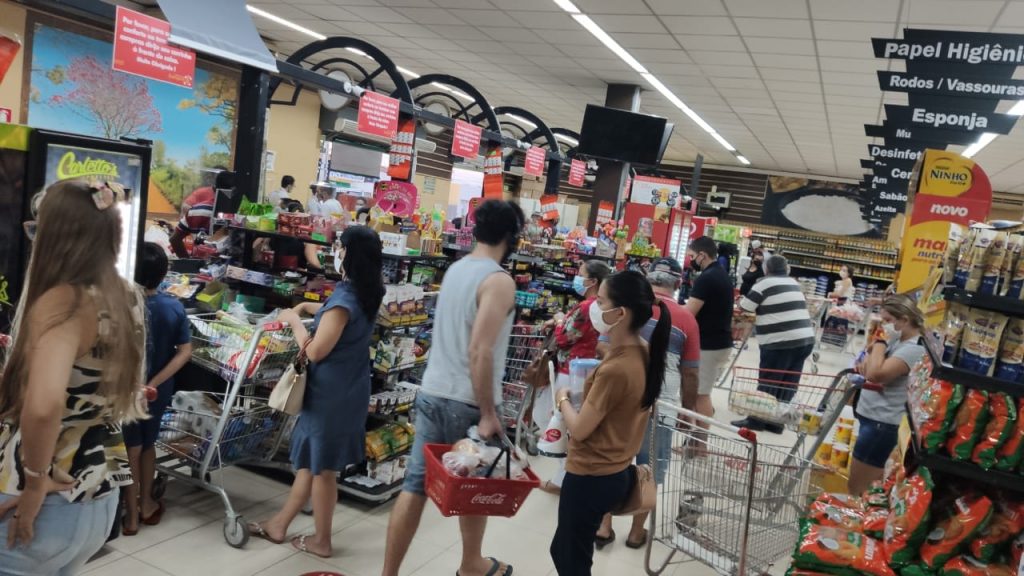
[502,233,520,263]
[690,256,702,271]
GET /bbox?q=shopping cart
[644,403,830,576]
[153,313,303,548]
[713,308,757,389]
[815,300,867,358]
[500,324,547,451]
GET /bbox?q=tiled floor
[82,340,856,576]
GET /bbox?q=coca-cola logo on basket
[470,493,507,506]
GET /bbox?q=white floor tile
[254,552,339,576]
[107,504,216,555]
[81,556,173,576]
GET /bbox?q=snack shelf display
[747,224,899,282]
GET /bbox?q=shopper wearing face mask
[739,244,765,297]
[549,270,671,575]
[684,236,733,422]
[535,259,613,495]
[849,295,925,495]
[829,265,855,304]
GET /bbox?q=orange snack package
[971,393,1017,469]
[793,522,896,576]
[806,499,865,532]
[863,507,888,539]
[946,389,990,461]
[969,500,1024,562]
[911,378,963,454]
[885,467,935,567]
[994,397,1024,471]
[942,555,1015,576]
[919,494,994,569]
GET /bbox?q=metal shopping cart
[644,403,831,576]
[500,324,547,451]
[815,300,867,360]
[713,308,757,389]
[153,313,303,548]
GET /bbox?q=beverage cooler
[0,125,150,331]
[621,203,692,259]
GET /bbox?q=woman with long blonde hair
[0,179,147,575]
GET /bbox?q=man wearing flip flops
[382,200,525,576]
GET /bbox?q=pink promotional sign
[358,91,400,138]
[112,6,196,88]
[451,120,482,159]
[373,180,418,218]
[568,159,586,187]
[524,146,546,176]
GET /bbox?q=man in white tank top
[383,200,524,576]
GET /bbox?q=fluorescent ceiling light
[572,15,647,74]
[396,66,420,79]
[736,155,751,165]
[555,133,579,146]
[1010,100,1024,115]
[346,47,369,57]
[503,113,537,129]
[710,132,736,152]
[247,6,325,40]
[963,132,998,158]
[553,0,581,13]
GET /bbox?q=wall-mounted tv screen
[576,104,668,166]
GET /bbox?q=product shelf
[905,431,1024,494]
[922,334,1024,397]
[942,286,1024,317]
[229,225,333,247]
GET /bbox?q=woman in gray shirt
[850,295,925,494]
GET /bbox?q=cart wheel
[812,352,820,362]
[190,468,212,483]
[223,516,249,548]
[812,364,819,374]
[151,473,167,500]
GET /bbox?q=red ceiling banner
[358,91,400,138]
[524,146,545,176]
[568,159,586,187]
[451,120,482,159]
[112,6,196,88]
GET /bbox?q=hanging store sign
[877,71,1024,98]
[451,120,482,159]
[867,145,926,162]
[523,146,545,177]
[897,149,992,293]
[883,104,1019,135]
[112,6,196,88]
[872,35,1024,65]
[357,91,400,138]
[568,159,586,187]
[864,124,977,146]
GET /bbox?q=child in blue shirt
[121,243,191,535]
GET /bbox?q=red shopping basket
[424,443,540,517]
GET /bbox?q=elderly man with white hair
[733,254,815,434]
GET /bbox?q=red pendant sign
[358,91,400,138]
[568,159,586,187]
[451,120,482,159]
[112,6,196,88]
[524,146,545,177]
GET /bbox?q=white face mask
[881,322,898,339]
[839,270,849,279]
[589,302,622,334]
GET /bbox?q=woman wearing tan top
[549,271,671,575]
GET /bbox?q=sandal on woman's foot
[595,529,616,550]
[625,529,648,549]
[141,501,165,526]
[247,522,283,545]
[456,557,513,576]
[291,535,331,558]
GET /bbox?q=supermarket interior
[2,0,1024,575]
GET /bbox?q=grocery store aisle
[82,342,855,576]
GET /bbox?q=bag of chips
[786,569,837,576]
[942,555,1015,576]
[793,521,896,576]
[980,231,1008,295]
[880,448,906,494]
[943,304,970,365]
[999,234,1023,296]
[910,378,963,454]
[863,486,889,509]
[899,566,935,576]
[968,500,1024,562]
[971,392,1017,469]
[814,493,866,510]
[959,309,1009,376]
[806,498,866,532]
[863,506,889,540]
[919,493,993,569]
[995,397,1024,471]
[994,317,1024,383]
[946,389,990,461]
[885,467,935,567]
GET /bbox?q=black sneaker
[763,422,785,434]
[730,417,765,431]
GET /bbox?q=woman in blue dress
[248,226,384,558]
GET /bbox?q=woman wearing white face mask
[535,259,612,495]
[829,265,855,304]
[849,295,925,494]
[549,270,671,575]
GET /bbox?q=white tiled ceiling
[250,0,1024,190]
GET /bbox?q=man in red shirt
[169,169,232,258]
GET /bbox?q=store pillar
[233,65,270,205]
[586,84,641,232]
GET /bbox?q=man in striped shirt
[733,254,815,434]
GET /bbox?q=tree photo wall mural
[26,22,238,213]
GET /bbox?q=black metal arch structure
[399,74,501,134]
[549,128,581,156]
[268,37,413,106]
[487,106,559,154]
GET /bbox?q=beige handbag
[269,340,309,416]
[611,463,656,516]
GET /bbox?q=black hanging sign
[877,71,1024,99]
[864,123,978,145]
[867,144,925,162]
[872,35,1024,65]
[861,159,875,169]
[883,104,1019,135]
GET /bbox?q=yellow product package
[959,309,1010,376]
[980,232,1008,296]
